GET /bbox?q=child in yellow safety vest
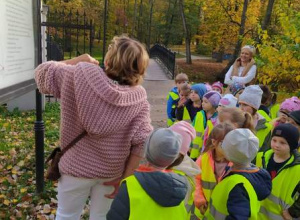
[168,121,200,218]
[107,128,188,220]
[239,85,272,153]
[201,94,238,152]
[194,122,235,218]
[190,91,221,160]
[167,73,189,127]
[176,83,207,125]
[256,124,300,219]
[273,96,300,128]
[175,83,193,123]
[204,128,272,219]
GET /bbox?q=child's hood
[171,86,178,94]
[134,171,188,207]
[73,63,149,135]
[228,166,272,201]
[172,155,201,177]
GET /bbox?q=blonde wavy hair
[104,35,149,86]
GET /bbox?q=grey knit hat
[239,85,263,110]
[145,128,182,169]
[221,129,259,166]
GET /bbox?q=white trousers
[56,175,114,220]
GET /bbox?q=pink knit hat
[169,121,196,155]
[212,81,223,93]
[205,83,212,92]
[280,96,300,113]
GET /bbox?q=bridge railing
[149,44,176,79]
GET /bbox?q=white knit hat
[221,129,259,166]
[145,128,182,169]
[219,94,238,108]
[239,85,263,110]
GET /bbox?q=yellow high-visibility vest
[167,91,179,127]
[256,150,300,220]
[190,110,206,160]
[204,174,260,220]
[258,110,271,122]
[270,104,280,120]
[125,175,188,220]
[256,122,272,149]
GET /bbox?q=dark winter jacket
[106,170,188,220]
[167,87,179,121]
[176,99,202,122]
[224,165,272,220]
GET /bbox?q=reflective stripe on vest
[190,110,206,159]
[256,150,300,219]
[182,107,192,123]
[173,169,195,217]
[256,122,272,148]
[125,175,188,220]
[270,104,280,120]
[204,174,260,220]
[258,110,271,122]
[201,153,217,203]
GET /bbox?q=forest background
[45,0,300,93]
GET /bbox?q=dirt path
[143,59,175,128]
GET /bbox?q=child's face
[287,117,300,133]
[278,111,289,124]
[202,97,213,111]
[213,87,222,94]
[190,90,200,102]
[271,136,290,157]
[180,89,190,99]
[217,105,225,113]
[239,102,254,115]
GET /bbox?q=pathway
[143,59,174,128]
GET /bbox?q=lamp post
[35,0,45,194]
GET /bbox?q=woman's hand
[282,209,293,220]
[103,177,122,199]
[61,54,99,66]
[199,202,208,215]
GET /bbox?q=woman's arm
[232,65,257,85]
[224,66,234,85]
[35,54,99,97]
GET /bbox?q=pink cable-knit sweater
[35,61,153,179]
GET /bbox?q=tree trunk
[164,0,178,46]
[147,0,154,49]
[179,0,192,64]
[132,0,137,37]
[219,0,249,78]
[261,0,275,30]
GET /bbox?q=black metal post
[35,0,45,194]
[102,0,108,66]
[83,11,86,53]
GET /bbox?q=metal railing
[149,44,176,79]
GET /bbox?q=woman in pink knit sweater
[35,36,153,220]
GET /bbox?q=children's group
[162,47,300,220]
[109,45,300,220]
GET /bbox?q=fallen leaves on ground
[0,103,93,219]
